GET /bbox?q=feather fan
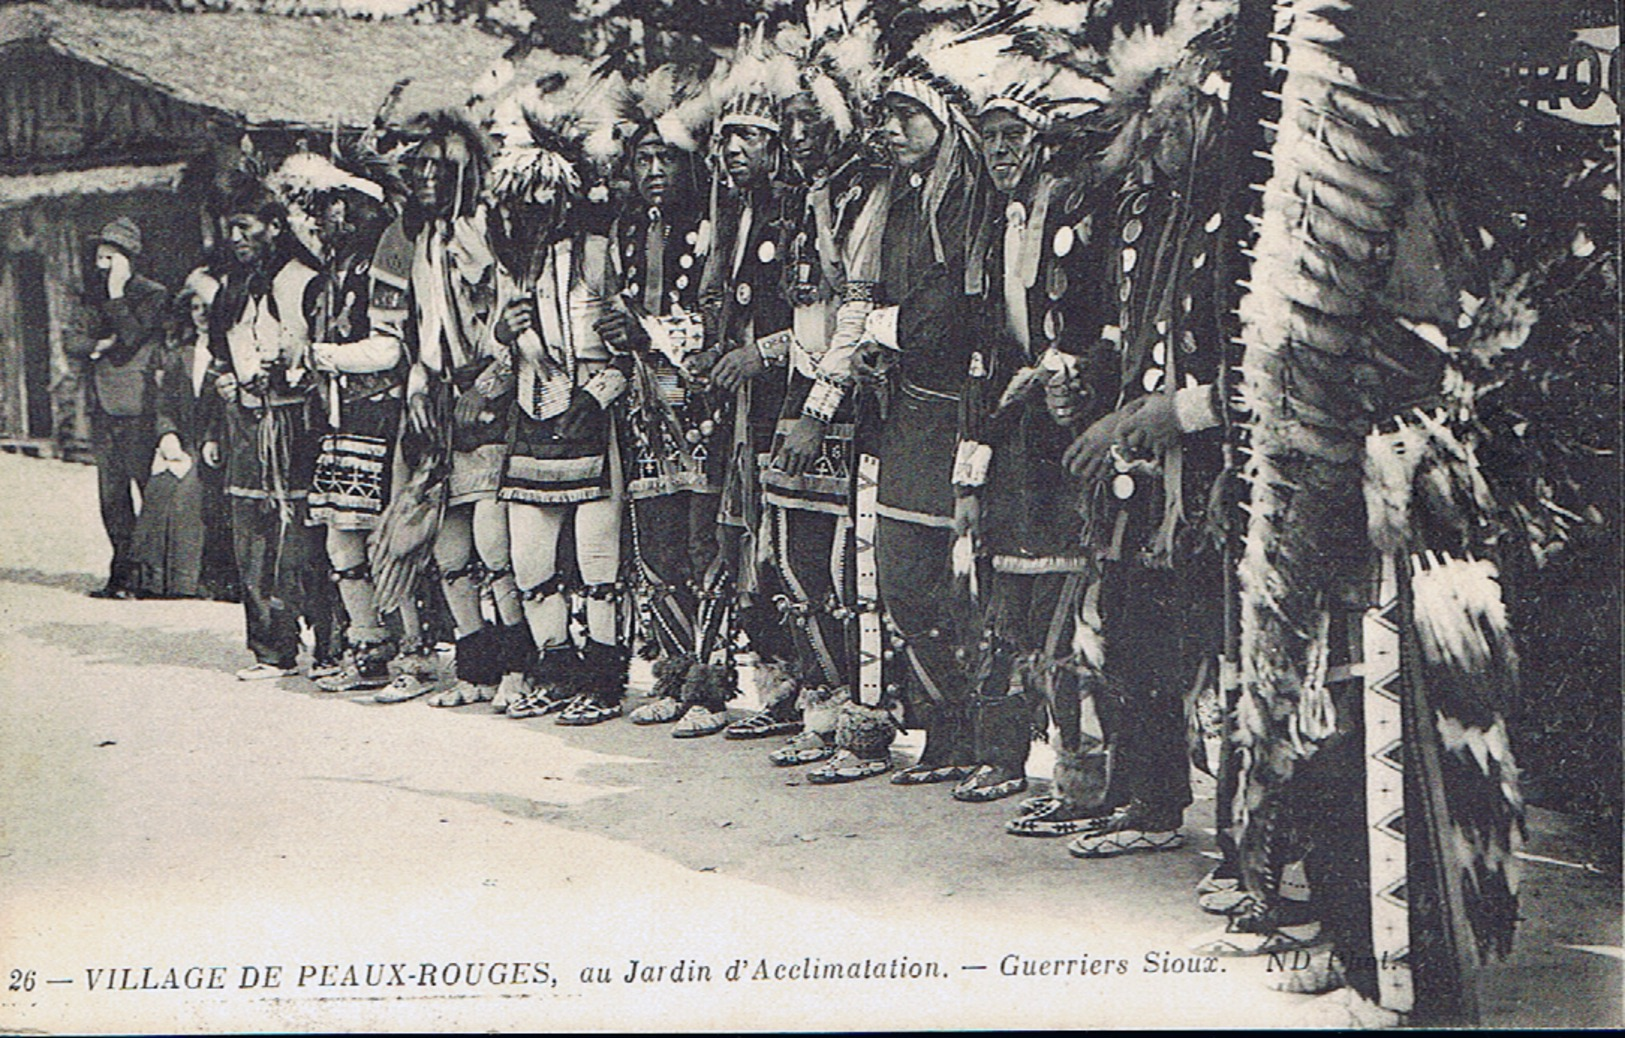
[369,456,447,617]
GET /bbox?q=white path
[0,453,1616,1032]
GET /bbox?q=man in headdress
[954,62,1113,808]
[588,67,727,728]
[374,111,518,709]
[675,42,804,739]
[268,151,409,694]
[203,170,344,681]
[483,88,632,726]
[1216,0,1558,1019]
[751,10,893,761]
[1054,6,1234,857]
[791,56,988,784]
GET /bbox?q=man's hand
[1063,409,1126,485]
[495,297,534,347]
[213,371,238,401]
[1045,368,1086,427]
[201,441,221,468]
[688,347,721,380]
[453,387,489,430]
[593,308,647,352]
[952,493,981,545]
[407,391,435,438]
[1114,393,1180,458]
[155,432,187,467]
[556,390,603,441]
[710,344,766,391]
[789,279,824,307]
[773,415,826,477]
[105,252,132,300]
[851,341,894,386]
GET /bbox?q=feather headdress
[908,4,1108,135]
[266,150,392,261]
[713,21,803,135]
[267,152,387,206]
[402,107,494,222]
[486,74,608,204]
[882,51,978,139]
[605,63,719,155]
[406,107,495,166]
[772,0,885,138]
[874,13,991,268]
[1093,0,1234,177]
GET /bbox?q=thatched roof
[0,0,585,130]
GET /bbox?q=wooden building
[0,0,574,456]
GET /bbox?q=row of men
[175,23,1225,866]
[176,35,1225,870]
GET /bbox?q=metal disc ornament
[1052,224,1075,257]
[1043,309,1064,342]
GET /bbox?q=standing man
[71,217,168,599]
[381,111,516,710]
[1056,14,1233,857]
[269,152,407,694]
[752,25,891,758]
[680,48,803,739]
[486,91,632,726]
[593,67,723,727]
[955,76,1110,808]
[203,171,343,680]
[790,60,988,784]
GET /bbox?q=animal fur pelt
[651,653,696,699]
[833,701,898,758]
[680,662,739,705]
[799,684,853,736]
[753,658,802,711]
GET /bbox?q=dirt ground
[0,452,1618,1032]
